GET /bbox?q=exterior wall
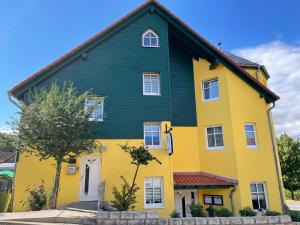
[245,68,268,86]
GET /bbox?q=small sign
[203,195,223,206]
[67,164,76,175]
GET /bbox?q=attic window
[142,29,159,47]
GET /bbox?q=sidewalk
[286,200,300,211]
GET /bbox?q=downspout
[229,185,236,214]
[267,102,285,213]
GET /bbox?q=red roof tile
[173,172,238,187]
[0,152,16,163]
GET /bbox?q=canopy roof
[173,172,238,189]
[0,170,14,178]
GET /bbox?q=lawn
[285,189,300,201]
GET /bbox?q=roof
[7,0,279,103]
[173,172,238,188]
[226,53,270,79]
[0,152,15,163]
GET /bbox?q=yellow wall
[245,68,268,86]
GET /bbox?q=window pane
[257,183,264,192]
[151,37,158,46]
[252,193,259,210]
[204,88,210,100]
[203,82,210,89]
[211,85,219,99]
[145,132,152,145]
[215,134,224,147]
[211,80,218,87]
[215,126,222,133]
[152,132,160,145]
[207,127,214,134]
[208,134,215,147]
[247,137,256,146]
[144,37,150,46]
[258,193,266,209]
[250,184,257,192]
[245,124,254,132]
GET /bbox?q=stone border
[97,212,292,225]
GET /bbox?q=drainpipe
[267,102,285,213]
[229,185,236,214]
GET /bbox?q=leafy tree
[16,82,99,209]
[111,145,161,210]
[0,132,17,152]
[277,134,300,200]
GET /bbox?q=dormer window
[142,29,159,47]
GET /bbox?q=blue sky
[1,0,300,137]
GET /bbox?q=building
[8,0,283,217]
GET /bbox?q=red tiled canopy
[173,172,238,188]
[0,152,15,163]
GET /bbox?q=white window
[206,126,224,150]
[144,177,163,208]
[250,183,268,210]
[144,123,161,149]
[84,97,104,121]
[245,124,257,148]
[142,29,159,47]
[202,79,219,101]
[143,73,160,95]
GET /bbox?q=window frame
[143,72,161,96]
[84,97,104,122]
[205,125,224,150]
[142,29,159,48]
[143,123,162,149]
[202,78,220,102]
[144,177,164,209]
[244,123,258,149]
[250,182,269,210]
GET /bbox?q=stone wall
[97,211,294,225]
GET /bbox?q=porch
[173,172,238,217]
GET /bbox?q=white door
[80,157,100,201]
[175,190,197,217]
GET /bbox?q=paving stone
[268,216,280,224]
[182,218,195,225]
[158,218,169,225]
[219,217,230,225]
[208,218,219,225]
[279,216,291,223]
[103,219,116,225]
[255,217,268,224]
[145,219,158,225]
[169,218,183,225]
[241,217,255,224]
[133,211,146,219]
[110,212,121,220]
[195,217,208,225]
[121,212,134,220]
[116,219,128,225]
[128,219,145,225]
[98,211,109,219]
[147,211,159,219]
[229,217,242,225]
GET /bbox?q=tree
[277,133,300,200]
[111,145,161,210]
[16,82,99,209]
[0,132,17,152]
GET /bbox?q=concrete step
[63,201,98,211]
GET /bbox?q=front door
[175,190,197,217]
[80,157,100,201]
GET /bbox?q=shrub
[289,210,300,222]
[111,176,139,211]
[265,210,281,216]
[214,207,234,217]
[170,210,181,218]
[21,180,47,211]
[239,207,257,216]
[189,202,205,217]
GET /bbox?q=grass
[0,192,11,212]
[285,189,300,201]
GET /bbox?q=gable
[8,0,279,104]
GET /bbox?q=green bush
[289,210,300,222]
[214,207,234,217]
[170,210,181,218]
[265,210,281,216]
[21,180,47,211]
[189,202,205,217]
[239,207,257,216]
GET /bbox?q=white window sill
[145,145,162,150]
[144,204,164,209]
[143,93,161,96]
[247,145,258,149]
[203,97,219,103]
[207,147,224,151]
[142,45,160,48]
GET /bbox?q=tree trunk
[291,189,295,200]
[130,164,140,194]
[49,161,62,209]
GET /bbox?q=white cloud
[233,41,300,139]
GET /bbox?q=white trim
[85,97,104,122]
[144,122,162,149]
[143,72,161,96]
[244,123,258,149]
[205,125,224,150]
[142,29,159,47]
[202,78,219,102]
[250,182,269,210]
[144,177,164,209]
